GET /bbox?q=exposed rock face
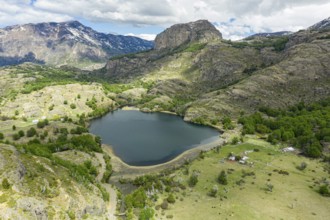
[0,21,153,68]
[154,20,222,50]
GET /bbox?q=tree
[2,178,10,189]
[218,170,228,185]
[12,125,16,131]
[231,137,239,145]
[18,130,25,137]
[167,194,176,203]
[188,171,199,187]
[319,185,330,197]
[70,103,76,109]
[0,132,4,140]
[26,127,37,137]
[139,207,154,220]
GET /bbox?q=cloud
[1,0,330,39]
[126,33,156,41]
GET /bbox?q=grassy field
[154,138,330,220]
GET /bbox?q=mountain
[308,16,330,31]
[100,18,330,123]
[245,31,292,40]
[0,21,153,68]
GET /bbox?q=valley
[0,16,329,220]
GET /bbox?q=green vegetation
[17,65,85,94]
[101,154,113,183]
[188,171,199,187]
[319,185,330,197]
[217,170,228,185]
[239,99,330,158]
[226,36,289,52]
[37,119,49,128]
[2,178,10,189]
[184,43,207,53]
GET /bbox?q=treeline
[238,99,330,158]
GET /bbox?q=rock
[154,20,222,50]
[17,197,48,220]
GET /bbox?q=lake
[89,110,219,166]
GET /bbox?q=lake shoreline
[103,136,226,180]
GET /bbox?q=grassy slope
[155,138,330,220]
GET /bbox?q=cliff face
[154,20,222,50]
[0,21,153,68]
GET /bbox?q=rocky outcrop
[154,20,222,50]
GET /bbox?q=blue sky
[0,0,329,40]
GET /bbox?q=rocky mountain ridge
[101,18,330,123]
[0,21,153,68]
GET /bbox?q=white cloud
[126,33,156,41]
[0,0,330,39]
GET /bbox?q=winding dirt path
[95,153,117,220]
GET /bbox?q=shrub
[18,130,25,137]
[70,103,76,109]
[139,207,154,220]
[319,185,330,197]
[209,185,218,197]
[218,170,228,185]
[188,171,199,187]
[12,125,16,131]
[37,119,49,128]
[26,127,37,137]
[0,133,4,140]
[161,200,169,209]
[231,137,239,145]
[167,194,176,203]
[63,100,68,105]
[12,133,20,140]
[2,178,10,189]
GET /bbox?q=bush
[12,125,16,131]
[70,103,76,109]
[167,194,176,203]
[2,178,10,189]
[12,133,20,140]
[139,207,154,220]
[63,100,68,105]
[26,127,37,137]
[37,119,49,128]
[18,130,25,137]
[231,137,239,145]
[161,200,169,209]
[0,133,4,140]
[319,185,330,197]
[188,172,199,187]
[218,170,228,185]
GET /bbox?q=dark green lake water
[89,110,219,166]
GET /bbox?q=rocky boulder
[154,20,222,50]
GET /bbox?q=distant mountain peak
[0,21,153,68]
[154,20,222,50]
[245,31,292,40]
[308,17,330,31]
